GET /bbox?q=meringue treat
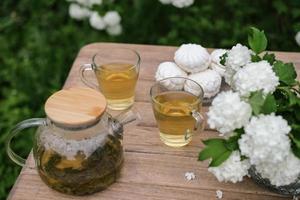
[150,77,204,147]
[95,63,138,110]
[155,62,187,90]
[186,69,222,98]
[155,62,187,81]
[174,43,211,73]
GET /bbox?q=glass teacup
[80,48,140,110]
[150,77,205,147]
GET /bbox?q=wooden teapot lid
[45,87,107,127]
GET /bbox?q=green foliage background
[0,0,299,199]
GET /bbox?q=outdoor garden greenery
[0,0,300,199]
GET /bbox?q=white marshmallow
[174,44,211,73]
[185,69,222,98]
[155,61,187,90]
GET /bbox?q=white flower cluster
[159,0,194,8]
[225,44,252,71]
[155,43,223,98]
[223,43,279,97]
[237,114,300,186]
[90,11,122,35]
[295,31,300,47]
[67,0,122,35]
[208,151,250,183]
[255,151,300,186]
[207,91,252,135]
[69,3,91,20]
[239,114,291,165]
[224,43,252,85]
[69,0,102,7]
[233,61,279,97]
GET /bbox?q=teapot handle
[6,118,47,167]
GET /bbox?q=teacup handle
[184,110,205,141]
[79,64,98,89]
[6,118,47,167]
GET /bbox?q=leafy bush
[0,0,299,199]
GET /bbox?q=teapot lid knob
[45,87,107,127]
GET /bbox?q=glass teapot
[6,87,137,195]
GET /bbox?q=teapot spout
[115,108,140,126]
[110,108,140,138]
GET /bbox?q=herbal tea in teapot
[35,121,123,195]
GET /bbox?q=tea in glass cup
[80,48,140,110]
[150,77,204,147]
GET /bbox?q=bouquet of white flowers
[199,27,300,195]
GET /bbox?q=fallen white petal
[216,190,223,199]
[184,172,196,181]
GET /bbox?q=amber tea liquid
[95,63,138,110]
[152,91,201,147]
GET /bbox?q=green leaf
[262,53,276,65]
[235,128,245,135]
[291,134,300,149]
[294,106,300,121]
[248,91,277,115]
[248,27,268,54]
[202,138,223,146]
[199,139,227,161]
[292,142,300,159]
[198,138,233,167]
[209,151,232,167]
[220,52,228,66]
[248,90,265,115]
[251,54,262,62]
[225,136,239,151]
[260,93,277,114]
[225,129,244,151]
[278,87,298,107]
[273,61,297,86]
[291,124,300,132]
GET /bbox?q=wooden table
[8,43,300,200]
